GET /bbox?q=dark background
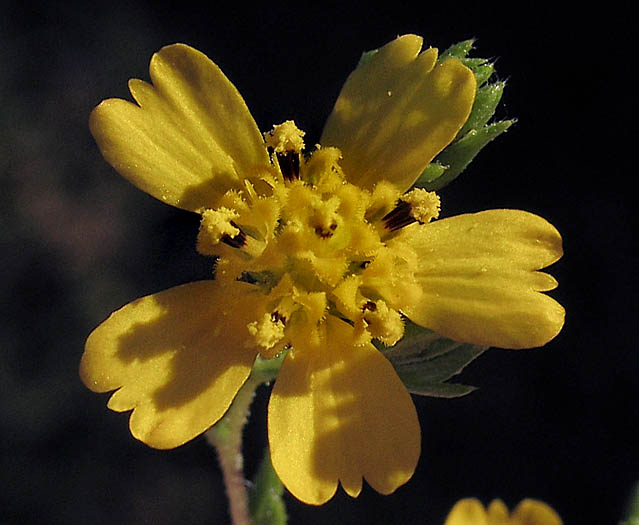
[2,2,635,523]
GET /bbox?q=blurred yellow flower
[444,498,563,525]
[81,35,564,505]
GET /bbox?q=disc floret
[197,121,442,358]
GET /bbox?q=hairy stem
[206,376,260,525]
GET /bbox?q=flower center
[197,121,440,358]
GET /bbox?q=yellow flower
[80,35,564,505]
[444,498,563,525]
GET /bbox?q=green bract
[381,320,486,398]
[417,39,515,190]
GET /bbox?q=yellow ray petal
[268,316,420,505]
[90,44,271,213]
[511,499,563,525]
[321,34,476,192]
[80,280,263,449]
[487,499,511,523]
[399,209,564,349]
[444,498,490,525]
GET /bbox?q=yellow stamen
[264,120,306,153]
[247,313,286,358]
[264,121,306,182]
[362,300,404,346]
[381,188,440,232]
[402,188,440,223]
[197,207,240,254]
[197,207,265,258]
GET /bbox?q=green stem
[205,375,260,525]
[205,354,286,525]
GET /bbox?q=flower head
[444,498,563,525]
[81,36,564,504]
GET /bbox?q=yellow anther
[381,188,440,233]
[247,313,286,358]
[197,206,268,259]
[197,207,241,255]
[402,188,440,223]
[362,300,404,346]
[200,207,239,240]
[264,120,306,153]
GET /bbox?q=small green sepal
[382,320,486,398]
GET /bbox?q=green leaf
[459,57,488,69]
[249,447,287,525]
[404,382,477,398]
[418,162,447,185]
[383,320,486,398]
[459,81,506,137]
[414,39,513,190]
[468,62,495,87]
[439,39,475,61]
[417,119,514,191]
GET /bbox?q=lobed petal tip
[79,281,261,450]
[89,41,269,212]
[268,317,420,505]
[399,209,565,350]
